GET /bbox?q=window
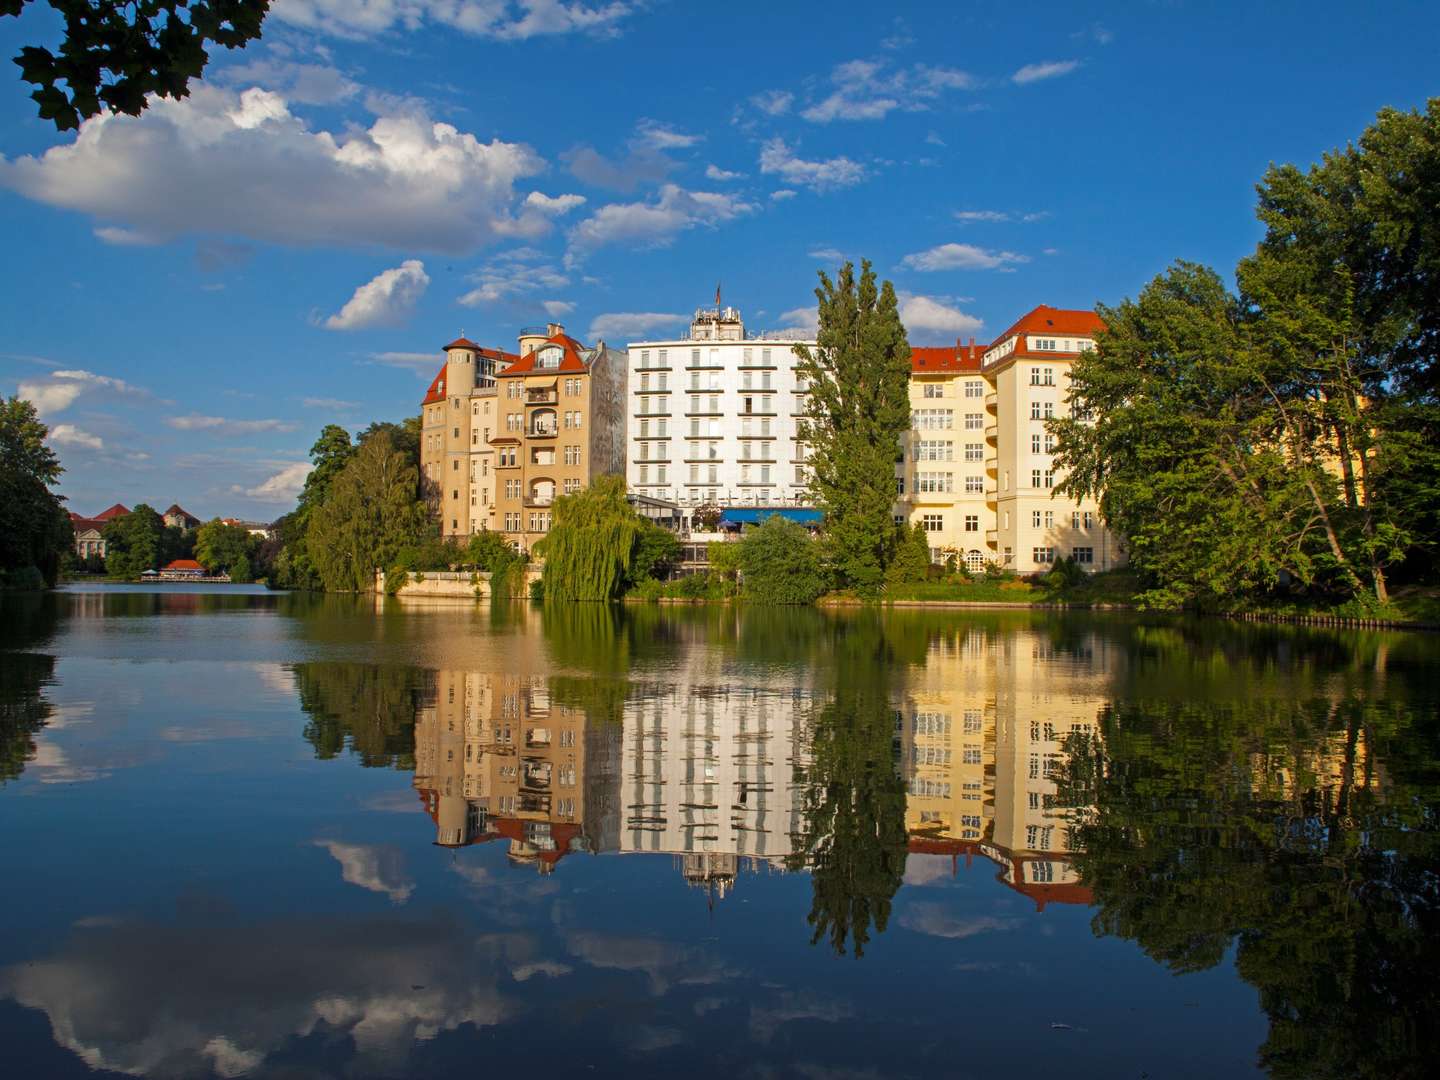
[1043,469,1054,488]
[964,380,984,398]
[964,443,983,462]
[965,475,983,493]
[915,440,953,462]
[913,712,950,735]
[1032,510,1042,528]
[963,709,982,733]
[921,514,944,532]
[1044,510,1054,528]
[964,514,979,532]
[452,459,459,471]
[896,475,905,495]
[1030,366,1056,385]
[913,408,954,430]
[1033,338,1057,351]
[1073,546,1094,564]
[1032,546,1055,564]
[916,471,953,493]
[923,383,945,398]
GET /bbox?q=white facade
[627,307,817,506]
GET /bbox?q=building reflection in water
[413,671,621,870]
[410,624,1117,912]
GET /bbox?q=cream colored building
[897,342,991,571]
[420,337,516,538]
[420,324,627,549]
[896,306,1125,574]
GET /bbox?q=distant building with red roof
[69,504,130,560]
[162,504,201,531]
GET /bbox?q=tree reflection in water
[787,612,908,958]
[1054,694,1440,1080]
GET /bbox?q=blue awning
[717,507,823,526]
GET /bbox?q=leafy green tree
[4,0,270,131]
[194,518,256,575]
[883,524,930,587]
[537,475,640,602]
[737,515,826,605]
[789,612,908,957]
[626,520,682,586]
[228,553,252,584]
[305,431,431,592]
[795,261,912,593]
[102,503,165,579]
[270,425,355,590]
[0,395,71,587]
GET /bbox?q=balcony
[525,388,557,405]
[523,495,553,507]
[985,529,999,546]
[985,456,998,474]
[985,391,998,409]
[527,423,558,438]
[985,422,998,441]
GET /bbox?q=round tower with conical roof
[444,337,478,398]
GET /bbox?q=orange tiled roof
[497,333,591,377]
[94,503,130,521]
[162,559,205,571]
[422,363,448,406]
[911,343,984,373]
[992,304,1105,346]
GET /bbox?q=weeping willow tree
[535,475,640,602]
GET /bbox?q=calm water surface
[2,585,1436,1079]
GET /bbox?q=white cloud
[301,397,361,410]
[566,184,756,265]
[798,58,977,123]
[587,312,689,342]
[769,189,797,201]
[323,260,430,330]
[16,368,146,416]
[523,191,586,215]
[48,424,104,451]
[807,246,845,261]
[167,415,298,435]
[542,300,575,317]
[900,242,1028,271]
[925,130,946,147]
[758,139,865,191]
[458,248,567,307]
[955,210,1010,223]
[272,0,637,41]
[1012,59,1081,85]
[367,351,442,371]
[634,118,702,149]
[899,904,1019,939]
[314,840,414,904]
[899,294,984,338]
[219,55,360,104]
[0,86,545,253]
[749,89,794,116]
[776,306,818,334]
[704,164,744,181]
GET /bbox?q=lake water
[2,585,1436,1079]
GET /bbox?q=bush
[884,525,931,587]
[738,515,826,605]
[383,567,409,595]
[529,577,544,601]
[627,521,683,586]
[1044,556,1087,593]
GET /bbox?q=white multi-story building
[627,306,817,506]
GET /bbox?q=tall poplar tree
[794,261,912,593]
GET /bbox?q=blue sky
[2,0,1437,519]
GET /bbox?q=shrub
[738,515,826,605]
[383,567,409,595]
[884,525,931,587]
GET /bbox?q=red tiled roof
[497,333,591,377]
[443,336,479,350]
[422,363,447,406]
[94,503,130,521]
[911,343,984,373]
[162,559,205,571]
[992,304,1105,346]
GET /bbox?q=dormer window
[537,346,563,369]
